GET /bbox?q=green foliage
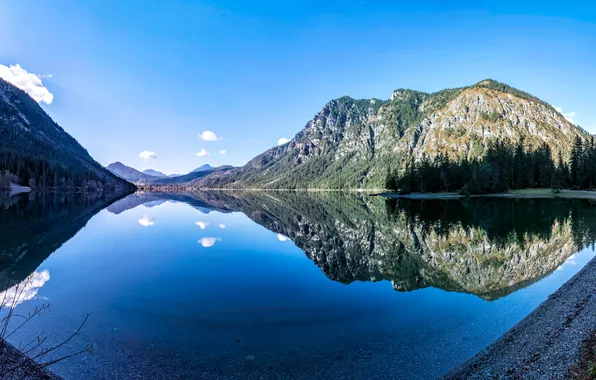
[570,135,596,189]
[391,139,568,195]
[481,110,503,123]
[458,184,471,197]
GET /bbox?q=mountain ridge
[186,79,588,189]
[0,78,133,192]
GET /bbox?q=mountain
[0,78,134,192]
[106,162,160,183]
[190,79,588,189]
[149,165,233,186]
[143,169,167,177]
[190,164,212,173]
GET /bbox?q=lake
[1,191,595,379]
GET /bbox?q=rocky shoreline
[0,339,60,379]
[444,255,596,379]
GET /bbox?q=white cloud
[277,234,289,241]
[198,237,221,247]
[0,64,54,104]
[196,149,210,157]
[0,271,50,308]
[199,131,222,141]
[219,150,227,155]
[277,138,290,146]
[138,215,155,226]
[195,221,210,229]
[219,224,226,229]
[554,106,577,124]
[139,151,158,161]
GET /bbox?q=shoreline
[444,255,596,379]
[376,188,596,200]
[0,339,61,379]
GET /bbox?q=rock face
[192,80,588,189]
[111,191,587,300]
[0,78,133,192]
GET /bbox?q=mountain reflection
[0,191,126,292]
[3,191,596,301]
[110,191,596,300]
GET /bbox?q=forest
[385,135,594,195]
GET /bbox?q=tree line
[385,136,594,195]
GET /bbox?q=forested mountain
[189,79,588,189]
[0,78,133,192]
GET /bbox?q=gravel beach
[445,256,596,379]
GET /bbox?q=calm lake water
[1,191,595,379]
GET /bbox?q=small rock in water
[245,355,256,360]
[235,339,241,343]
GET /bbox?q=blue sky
[1,0,595,174]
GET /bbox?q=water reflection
[0,191,124,292]
[106,191,596,300]
[4,191,596,301]
[0,271,50,308]
[195,221,210,229]
[138,215,156,226]
[198,237,221,248]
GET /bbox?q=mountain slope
[191,79,588,189]
[149,165,234,186]
[106,162,160,183]
[143,169,167,177]
[191,164,212,173]
[0,78,133,191]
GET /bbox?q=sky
[1,0,595,174]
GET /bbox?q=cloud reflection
[219,224,226,229]
[195,221,210,229]
[277,234,289,242]
[138,215,156,226]
[198,237,221,248]
[0,271,50,308]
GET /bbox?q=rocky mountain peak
[185,80,590,189]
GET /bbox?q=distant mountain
[190,164,212,173]
[143,169,167,177]
[107,163,224,185]
[106,162,160,183]
[150,166,233,186]
[0,78,133,192]
[189,79,588,189]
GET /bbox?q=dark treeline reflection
[385,197,596,253]
[3,190,596,301]
[110,191,596,300]
[0,191,124,291]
